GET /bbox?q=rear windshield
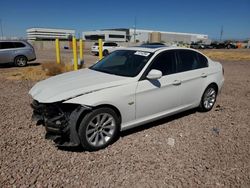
[13,42,26,48]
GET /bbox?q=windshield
[90,50,153,77]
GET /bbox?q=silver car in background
[0,41,36,67]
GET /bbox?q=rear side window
[149,51,176,76]
[0,42,15,49]
[177,50,207,72]
[110,43,118,46]
[196,53,208,68]
[13,42,26,48]
[104,43,118,46]
[103,43,110,46]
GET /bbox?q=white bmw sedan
[29,46,224,151]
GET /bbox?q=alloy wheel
[203,87,216,109]
[16,56,27,67]
[86,113,115,147]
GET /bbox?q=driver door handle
[172,80,181,86]
[201,73,207,78]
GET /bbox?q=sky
[0,0,249,40]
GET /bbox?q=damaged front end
[31,100,91,147]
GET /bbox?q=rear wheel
[15,56,27,67]
[78,108,119,151]
[103,50,109,56]
[199,85,217,112]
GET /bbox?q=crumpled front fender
[66,105,92,146]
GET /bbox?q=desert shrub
[41,62,75,76]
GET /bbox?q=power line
[0,19,3,39]
[220,25,223,41]
[133,16,137,43]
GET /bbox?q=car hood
[29,68,133,103]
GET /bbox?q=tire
[199,85,217,112]
[78,108,120,151]
[103,50,109,56]
[15,56,28,67]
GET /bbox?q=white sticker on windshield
[134,51,150,57]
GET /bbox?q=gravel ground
[0,60,250,187]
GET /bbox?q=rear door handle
[201,73,207,78]
[172,80,181,86]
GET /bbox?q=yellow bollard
[72,37,78,71]
[98,38,103,60]
[55,38,60,64]
[79,39,84,61]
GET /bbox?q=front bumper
[31,100,91,147]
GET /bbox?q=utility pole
[133,17,137,43]
[220,25,223,41]
[0,19,3,39]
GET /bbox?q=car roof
[103,41,117,43]
[0,40,27,43]
[121,46,193,53]
[94,41,118,44]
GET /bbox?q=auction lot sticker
[134,51,150,57]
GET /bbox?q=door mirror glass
[146,69,162,80]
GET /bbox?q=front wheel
[199,85,217,112]
[78,108,119,151]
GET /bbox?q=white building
[27,28,75,41]
[132,29,208,44]
[83,30,126,42]
[83,28,208,44]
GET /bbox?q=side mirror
[146,69,162,80]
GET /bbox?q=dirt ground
[0,49,250,187]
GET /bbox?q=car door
[136,50,183,120]
[105,42,117,53]
[0,42,15,63]
[175,50,208,108]
[110,43,118,52]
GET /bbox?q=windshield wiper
[90,68,118,76]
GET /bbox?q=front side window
[148,51,176,76]
[0,42,15,49]
[90,50,153,77]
